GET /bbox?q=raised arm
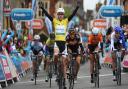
[40,7,53,21]
[68,6,79,21]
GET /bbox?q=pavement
[4,58,128,89]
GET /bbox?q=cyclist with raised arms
[40,5,79,88]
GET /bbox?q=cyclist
[87,27,103,83]
[110,26,126,81]
[40,5,79,88]
[44,32,55,82]
[31,35,44,81]
[66,28,84,83]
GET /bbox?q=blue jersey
[110,31,126,50]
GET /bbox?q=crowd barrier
[0,49,32,88]
[101,48,128,71]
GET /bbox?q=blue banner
[107,0,115,5]
[11,8,33,21]
[32,0,36,14]
[11,56,22,74]
[100,5,123,17]
[45,17,53,34]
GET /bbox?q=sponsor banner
[122,55,128,68]
[0,56,12,80]
[100,5,123,17]
[25,19,43,29]
[93,19,107,29]
[11,8,33,21]
[0,58,6,81]
[3,49,18,78]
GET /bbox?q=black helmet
[68,28,75,34]
[50,32,55,39]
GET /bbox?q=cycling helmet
[92,27,99,35]
[50,32,55,40]
[68,28,75,34]
[57,8,65,13]
[34,35,40,40]
[114,26,122,33]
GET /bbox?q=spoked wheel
[34,71,37,85]
[116,59,121,86]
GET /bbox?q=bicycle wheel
[95,59,99,88]
[49,62,52,88]
[117,57,121,85]
[69,61,74,89]
[34,70,37,85]
[34,59,38,85]
[56,61,64,89]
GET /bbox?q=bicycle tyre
[69,61,75,89]
[117,57,121,86]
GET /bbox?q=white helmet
[92,27,99,35]
[57,8,65,13]
[34,35,40,40]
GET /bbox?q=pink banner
[0,58,12,80]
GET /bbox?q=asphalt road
[4,59,128,89]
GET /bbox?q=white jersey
[110,32,122,50]
[31,41,44,55]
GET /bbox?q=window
[37,0,50,18]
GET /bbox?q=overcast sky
[83,0,105,12]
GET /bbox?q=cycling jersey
[46,38,55,47]
[53,18,68,41]
[31,41,44,55]
[41,6,79,41]
[66,33,84,53]
[110,31,126,50]
[66,33,80,43]
[88,34,102,45]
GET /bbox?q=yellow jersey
[46,38,55,47]
[53,18,68,41]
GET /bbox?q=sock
[113,71,115,76]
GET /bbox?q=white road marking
[17,73,127,85]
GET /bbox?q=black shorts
[88,44,98,53]
[114,41,122,50]
[67,44,80,54]
[45,46,54,57]
[56,41,66,53]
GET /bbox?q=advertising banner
[3,49,18,78]
[0,58,6,81]
[100,5,123,17]
[1,56,12,80]
[11,8,33,21]
[26,19,43,29]
[93,19,107,29]
[0,0,3,31]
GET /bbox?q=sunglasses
[57,13,64,15]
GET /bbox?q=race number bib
[56,25,65,35]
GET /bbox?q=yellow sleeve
[46,38,50,45]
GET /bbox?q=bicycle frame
[68,53,78,89]
[31,54,40,85]
[93,51,100,88]
[114,49,122,86]
[56,53,65,89]
[47,55,54,88]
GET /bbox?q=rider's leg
[76,55,81,78]
[44,56,50,82]
[89,53,95,83]
[112,52,116,81]
[31,60,37,80]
